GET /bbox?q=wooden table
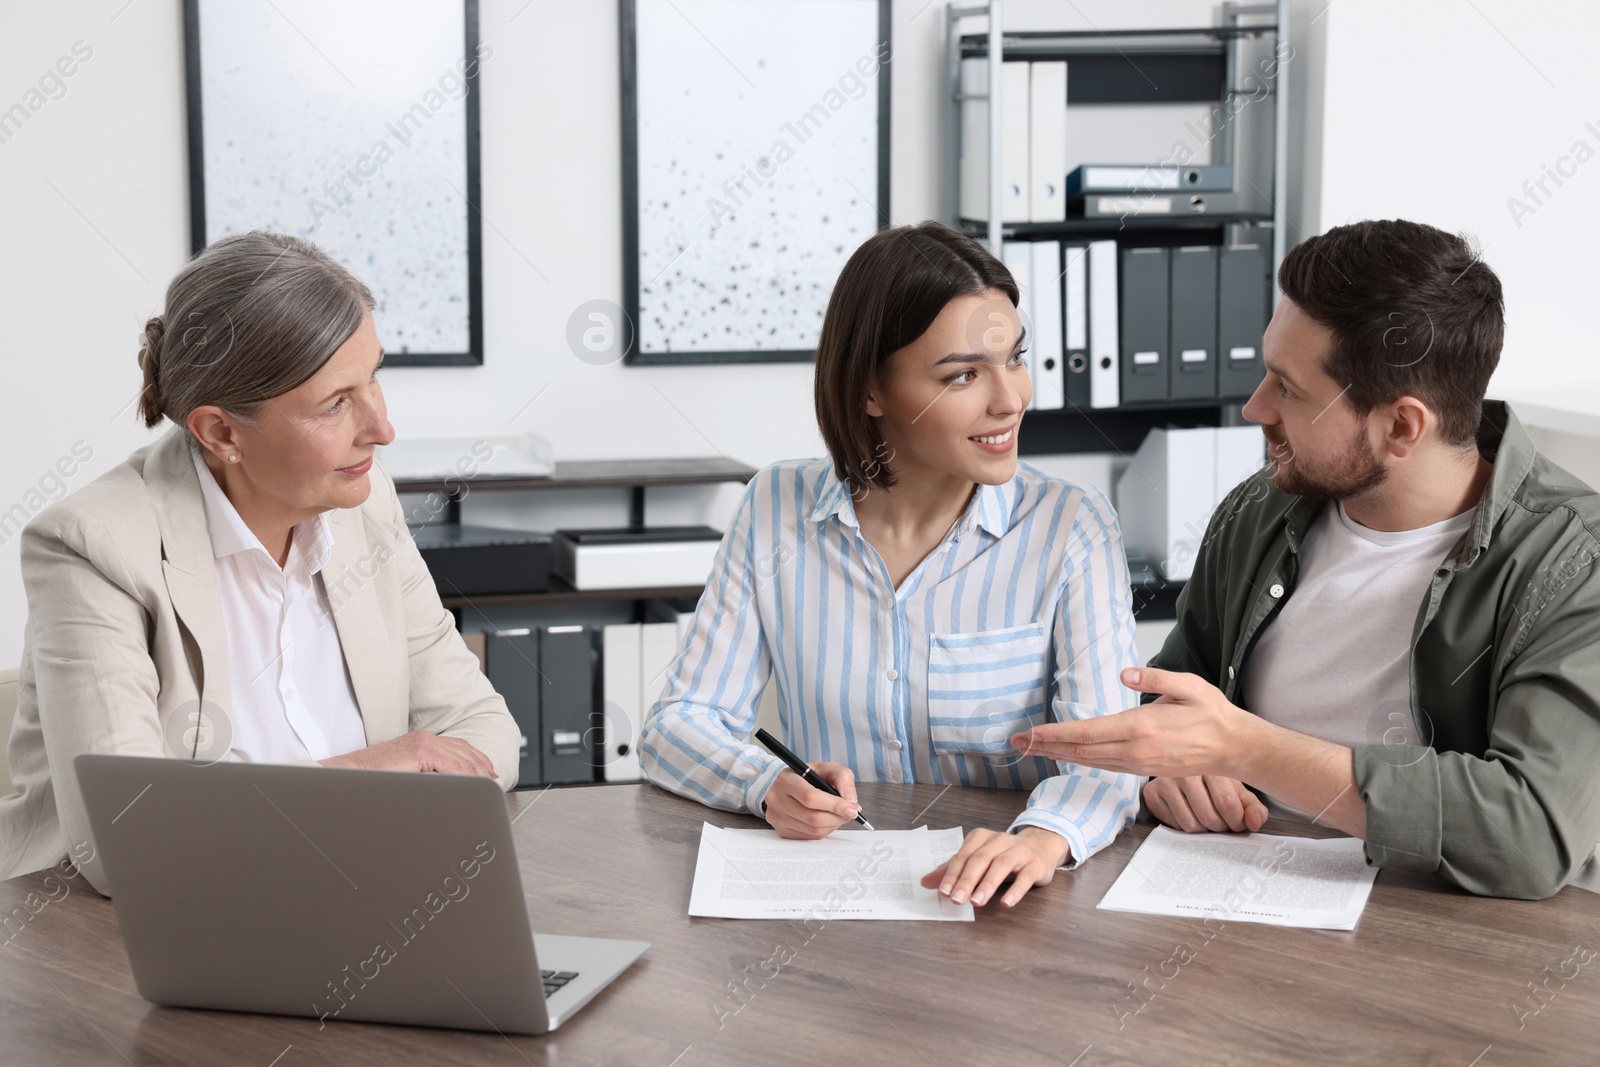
[3,783,1598,1065]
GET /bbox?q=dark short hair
[814,221,1017,492]
[1277,219,1504,448]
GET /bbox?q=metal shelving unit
[943,1,1290,456]
[394,456,755,616]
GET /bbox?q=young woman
[0,232,518,895]
[641,221,1140,910]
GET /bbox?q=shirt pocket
[926,622,1051,758]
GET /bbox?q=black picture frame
[182,0,485,367]
[619,0,892,365]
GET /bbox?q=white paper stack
[1097,827,1379,931]
[688,824,973,922]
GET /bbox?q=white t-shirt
[1238,499,1476,819]
[191,449,369,763]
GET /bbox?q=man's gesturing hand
[1009,666,1255,779]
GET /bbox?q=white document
[688,824,974,922]
[1097,827,1379,931]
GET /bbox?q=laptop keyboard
[541,969,579,999]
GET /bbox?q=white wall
[2,0,1595,665]
[0,0,1219,663]
[1315,0,1600,396]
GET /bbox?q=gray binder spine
[1119,246,1171,404]
[1169,245,1219,401]
[486,629,542,787]
[1218,243,1272,398]
[1062,242,1091,407]
[539,626,597,784]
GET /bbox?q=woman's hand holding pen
[761,762,862,839]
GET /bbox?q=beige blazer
[0,428,520,894]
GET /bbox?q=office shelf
[1017,402,1247,457]
[438,577,708,612]
[958,214,1276,240]
[398,457,753,791]
[945,1,1288,457]
[394,456,757,527]
[441,538,1185,620]
[395,455,754,617]
[393,456,756,497]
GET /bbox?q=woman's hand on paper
[1144,775,1268,833]
[319,729,499,778]
[920,826,1070,909]
[761,762,860,839]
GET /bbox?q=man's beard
[1264,422,1388,501]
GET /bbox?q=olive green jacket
[1149,402,1600,899]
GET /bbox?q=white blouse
[190,448,369,763]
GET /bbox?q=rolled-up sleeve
[640,478,784,815]
[1008,488,1142,866]
[1355,544,1600,898]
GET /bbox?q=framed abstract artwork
[183,0,486,365]
[620,0,892,364]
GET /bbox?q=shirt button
[1269,583,1285,598]
[888,739,903,751]
[886,667,899,681]
[1228,666,1236,680]
[285,689,296,701]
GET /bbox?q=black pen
[754,728,874,830]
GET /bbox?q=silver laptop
[75,754,647,1035]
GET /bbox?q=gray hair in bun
[136,231,374,432]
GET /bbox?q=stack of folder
[1065,163,1241,219]
[958,54,1273,412]
[485,625,598,787]
[960,59,1067,225]
[1001,240,1271,411]
[1116,242,1272,404]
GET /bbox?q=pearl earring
[229,454,238,462]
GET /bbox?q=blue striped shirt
[640,458,1141,866]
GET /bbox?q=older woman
[0,232,519,895]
